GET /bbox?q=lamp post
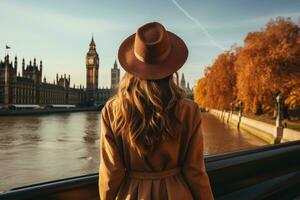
[227,102,233,123]
[276,94,283,127]
[239,101,244,117]
[274,94,284,144]
[237,101,244,128]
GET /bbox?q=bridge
[1,140,300,199]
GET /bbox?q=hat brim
[118,31,188,80]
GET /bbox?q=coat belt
[127,167,181,179]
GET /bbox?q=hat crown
[134,22,171,64]
[118,21,188,80]
[140,27,161,44]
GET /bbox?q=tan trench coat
[99,98,214,200]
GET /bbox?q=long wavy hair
[110,72,185,155]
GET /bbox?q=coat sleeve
[99,105,125,200]
[182,106,214,200]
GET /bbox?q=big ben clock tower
[86,36,99,106]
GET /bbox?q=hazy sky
[1,0,299,88]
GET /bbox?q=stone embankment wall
[0,107,101,116]
[209,109,300,144]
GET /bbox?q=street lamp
[239,101,244,117]
[227,102,234,123]
[237,101,244,128]
[276,94,283,127]
[274,94,284,144]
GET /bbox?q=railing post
[274,94,284,144]
[228,110,230,122]
[222,110,225,121]
[227,103,233,123]
[237,101,243,129]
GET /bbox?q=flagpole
[5,44,7,56]
[5,44,11,57]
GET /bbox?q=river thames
[0,111,267,192]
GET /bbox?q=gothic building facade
[86,36,99,106]
[85,37,120,106]
[0,37,120,108]
[0,55,86,106]
[111,60,120,92]
[180,73,193,99]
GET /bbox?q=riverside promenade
[210,109,300,144]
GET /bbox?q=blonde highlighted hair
[110,72,185,155]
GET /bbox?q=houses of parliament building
[0,37,120,107]
[0,36,193,108]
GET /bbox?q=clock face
[88,58,94,65]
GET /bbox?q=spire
[180,73,186,89]
[14,56,17,69]
[33,58,37,66]
[39,60,43,71]
[4,54,9,63]
[90,34,96,47]
[22,58,25,75]
[114,60,118,69]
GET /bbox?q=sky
[0,0,299,88]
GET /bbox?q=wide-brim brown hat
[118,22,188,80]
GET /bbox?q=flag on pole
[6,45,11,49]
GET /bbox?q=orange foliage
[194,78,207,107]
[194,17,300,113]
[206,51,237,110]
[195,51,237,110]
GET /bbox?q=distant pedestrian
[99,22,214,200]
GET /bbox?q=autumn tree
[194,17,300,114]
[194,77,208,107]
[235,17,300,114]
[204,51,237,110]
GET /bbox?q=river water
[0,111,267,192]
